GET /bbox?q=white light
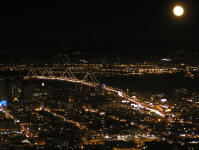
[180,134,186,137]
[122,100,127,103]
[173,6,184,16]
[161,99,167,103]
[118,91,123,97]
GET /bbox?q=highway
[103,86,165,117]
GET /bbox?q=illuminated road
[24,76,165,117]
[1,108,34,138]
[103,86,165,117]
[42,106,88,130]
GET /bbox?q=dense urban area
[0,49,198,149]
[2,0,199,149]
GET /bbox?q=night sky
[1,1,199,55]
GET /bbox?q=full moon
[173,5,184,16]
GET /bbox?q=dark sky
[1,1,199,54]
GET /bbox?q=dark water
[0,72,198,101]
[99,73,199,93]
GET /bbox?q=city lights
[1,0,199,149]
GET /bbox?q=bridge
[24,68,100,87]
[23,68,166,118]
